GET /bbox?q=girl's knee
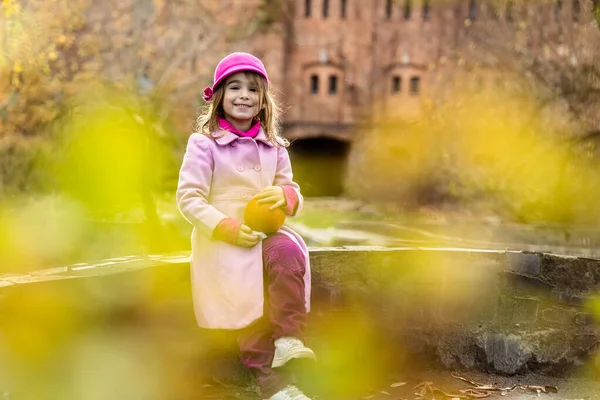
[263,235,305,273]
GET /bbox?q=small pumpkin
[244,198,286,234]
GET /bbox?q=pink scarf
[218,117,261,138]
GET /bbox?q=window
[323,0,329,18]
[423,0,430,20]
[392,76,402,93]
[404,0,412,19]
[305,0,311,17]
[341,0,347,18]
[310,74,319,94]
[386,0,392,19]
[573,0,580,22]
[468,0,477,20]
[506,1,513,22]
[329,75,338,94]
[555,0,562,21]
[410,76,421,95]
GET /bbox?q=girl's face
[222,72,261,131]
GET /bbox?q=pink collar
[218,117,261,138]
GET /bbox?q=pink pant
[237,232,308,398]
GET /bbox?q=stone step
[1,247,599,383]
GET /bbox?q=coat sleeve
[274,146,303,217]
[176,134,229,236]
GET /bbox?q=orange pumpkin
[244,198,286,234]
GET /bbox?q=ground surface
[200,367,600,399]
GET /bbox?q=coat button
[254,165,261,171]
[237,166,244,172]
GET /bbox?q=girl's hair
[195,72,288,147]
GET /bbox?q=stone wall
[309,248,600,375]
[1,247,598,378]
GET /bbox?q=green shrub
[0,135,54,196]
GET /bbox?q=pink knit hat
[203,52,269,102]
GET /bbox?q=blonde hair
[195,72,288,147]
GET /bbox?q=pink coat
[176,128,311,329]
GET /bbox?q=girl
[176,52,315,400]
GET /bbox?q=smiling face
[222,72,262,132]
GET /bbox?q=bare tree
[452,0,600,136]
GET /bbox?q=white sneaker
[271,336,316,368]
[266,384,311,400]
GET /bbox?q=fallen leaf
[520,385,559,394]
[459,389,491,398]
[451,373,486,387]
[473,385,495,390]
[391,382,407,388]
[379,390,392,396]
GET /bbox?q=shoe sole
[271,349,316,369]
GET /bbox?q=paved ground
[294,198,600,258]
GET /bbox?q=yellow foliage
[347,75,600,224]
[0,0,93,136]
[0,0,269,138]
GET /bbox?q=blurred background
[2,0,600,399]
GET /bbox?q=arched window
[329,75,338,94]
[341,0,347,18]
[423,0,430,20]
[310,74,319,94]
[410,76,421,95]
[305,0,311,17]
[392,76,402,94]
[301,63,345,123]
[468,0,477,20]
[506,1,513,22]
[573,0,580,22]
[404,0,412,19]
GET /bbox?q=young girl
[176,52,315,400]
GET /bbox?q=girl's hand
[254,186,286,210]
[236,224,260,247]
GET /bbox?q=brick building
[228,0,592,195]
[240,0,591,143]
[244,0,460,143]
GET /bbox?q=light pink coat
[176,128,311,330]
